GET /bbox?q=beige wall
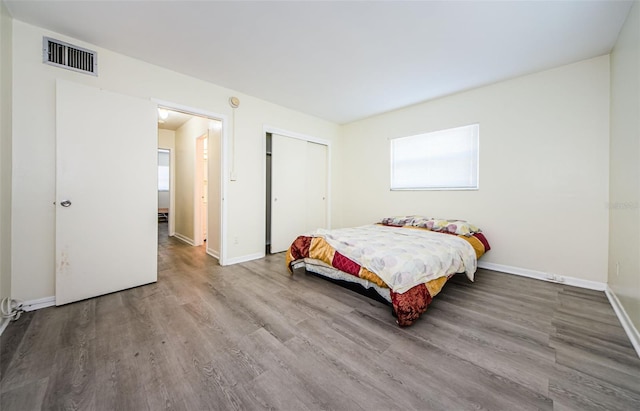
[0,2,12,301]
[10,20,341,301]
[341,56,610,284]
[609,1,640,330]
[174,116,209,243]
[158,129,176,150]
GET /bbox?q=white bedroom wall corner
[609,0,640,337]
[606,286,640,358]
[0,0,13,304]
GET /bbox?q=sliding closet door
[270,134,328,253]
[271,134,308,253]
[305,142,327,232]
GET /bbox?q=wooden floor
[1,223,639,410]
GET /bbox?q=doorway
[157,105,225,263]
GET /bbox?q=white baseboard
[0,317,9,336]
[478,262,638,358]
[605,287,640,358]
[477,261,607,291]
[206,248,220,260]
[223,252,264,266]
[21,296,56,311]
[173,232,195,246]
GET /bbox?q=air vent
[43,37,97,76]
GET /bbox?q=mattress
[287,222,490,326]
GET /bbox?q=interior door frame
[155,99,229,265]
[263,125,332,254]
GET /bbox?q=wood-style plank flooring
[1,223,639,410]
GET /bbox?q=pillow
[380,215,481,236]
[408,216,432,228]
[418,219,481,236]
[379,215,421,227]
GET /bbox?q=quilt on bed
[286,224,490,326]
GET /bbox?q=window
[390,124,479,190]
[158,150,170,191]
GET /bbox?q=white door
[55,80,158,305]
[195,135,208,245]
[305,142,328,232]
[207,123,222,256]
[270,134,307,253]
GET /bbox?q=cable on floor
[1,297,24,322]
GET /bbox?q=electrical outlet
[234,236,239,245]
[230,171,238,181]
[616,262,620,277]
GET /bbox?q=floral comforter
[287,224,490,326]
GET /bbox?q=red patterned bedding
[286,222,490,326]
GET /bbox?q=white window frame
[390,124,479,191]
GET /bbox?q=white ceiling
[4,0,633,124]
[157,109,193,131]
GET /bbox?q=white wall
[11,20,341,301]
[609,1,640,330]
[341,56,610,284]
[158,129,176,235]
[0,2,12,301]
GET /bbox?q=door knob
[60,200,72,207]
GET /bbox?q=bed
[286,216,490,326]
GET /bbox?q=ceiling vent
[43,37,97,76]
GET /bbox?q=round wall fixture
[229,96,240,108]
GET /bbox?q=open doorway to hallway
[157,107,223,261]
